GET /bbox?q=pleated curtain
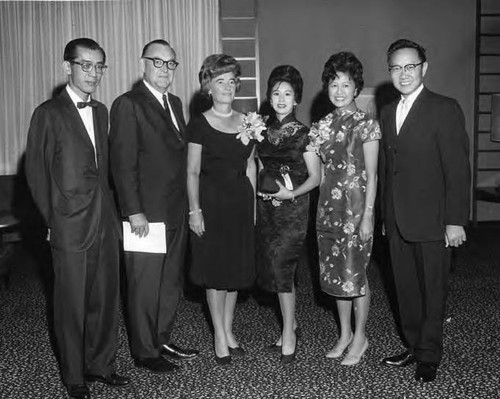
[0,0,220,175]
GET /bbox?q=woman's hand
[264,180,294,201]
[359,213,374,243]
[189,212,205,237]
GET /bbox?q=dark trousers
[125,219,187,360]
[387,228,451,365]
[51,209,120,385]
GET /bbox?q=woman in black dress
[187,54,257,365]
[256,65,321,364]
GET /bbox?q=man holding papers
[110,39,198,373]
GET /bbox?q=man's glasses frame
[70,60,108,74]
[143,57,179,70]
[388,61,424,74]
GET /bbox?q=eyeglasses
[143,57,179,70]
[70,60,108,74]
[388,61,424,74]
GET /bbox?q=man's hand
[445,225,466,248]
[129,213,149,237]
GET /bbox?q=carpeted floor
[0,225,499,399]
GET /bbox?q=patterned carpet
[0,225,499,399]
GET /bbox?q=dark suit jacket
[25,88,119,251]
[379,87,470,242]
[109,81,187,228]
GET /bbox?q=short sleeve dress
[310,107,381,297]
[187,115,255,290]
[256,114,311,293]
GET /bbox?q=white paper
[122,222,167,254]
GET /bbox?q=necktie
[162,94,182,141]
[77,99,98,109]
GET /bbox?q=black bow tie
[77,100,98,109]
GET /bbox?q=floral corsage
[236,112,268,145]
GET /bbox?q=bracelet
[189,209,202,215]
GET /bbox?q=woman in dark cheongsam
[256,65,321,365]
[187,54,256,365]
[309,52,380,366]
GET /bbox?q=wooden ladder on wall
[473,0,500,223]
[220,0,260,113]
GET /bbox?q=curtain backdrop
[0,0,220,175]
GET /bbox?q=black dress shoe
[135,357,179,373]
[66,384,90,399]
[265,327,300,353]
[382,351,416,367]
[280,346,297,365]
[265,343,282,353]
[415,362,438,382]
[161,343,199,360]
[281,333,298,365]
[228,346,246,356]
[215,354,231,365]
[85,373,130,386]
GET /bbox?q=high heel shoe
[228,346,246,356]
[215,354,231,365]
[265,327,300,353]
[280,349,297,365]
[340,338,369,366]
[280,331,298,365]
[326,332,353,359]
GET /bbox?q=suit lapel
[138,82,185,144]
[387,100,398,141]
[398,88,428,137]
[58,89,96,151]
[93,105,107,169]
[168,95,186,134]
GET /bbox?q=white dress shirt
[396,84,424,135]
[66,85,97,166]
[143,80,180,131]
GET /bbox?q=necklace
[211,107,233,117]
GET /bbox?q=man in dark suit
[109,39,198,374]
[25,38,129,399]
[379,39,470,382]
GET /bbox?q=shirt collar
[273,113,296,127]
[66,84,91,107]
[401,84,424,106]
[143,79,168,104]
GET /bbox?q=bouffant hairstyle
[63,38,106,64]
[198,54,241,95]
[386,38,427,64]
[321,52,364,97]
[266,65,303,104]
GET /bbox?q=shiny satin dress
[313,107,381,297]
[256,114,310,292]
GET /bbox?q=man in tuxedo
[379,39,470,382]
[25,38,129,399]
[109,39,198,374]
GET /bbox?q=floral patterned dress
[309,106,381,297]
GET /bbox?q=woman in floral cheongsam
[309,52,380,366]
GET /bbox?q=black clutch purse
[258,166,294,195]
[258,169,281,194]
